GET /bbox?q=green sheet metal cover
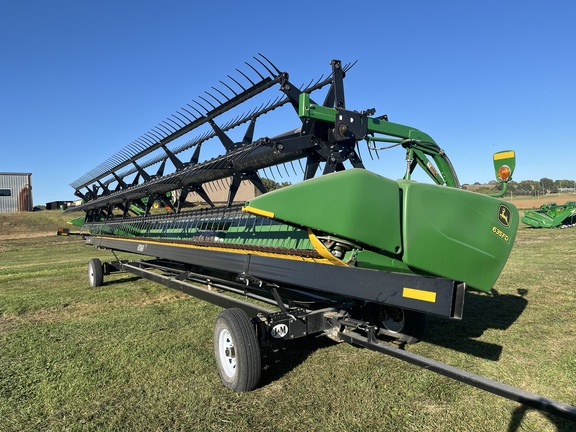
[245,169,402,254]
[398,180,518,292]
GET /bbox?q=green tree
[259,178,292,194]
[539,177,554,193]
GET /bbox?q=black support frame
[87,235,465,319]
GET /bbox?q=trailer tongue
[69,56,575,421]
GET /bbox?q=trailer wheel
[378,306,425,344]
[213,308,261,392]
[88,258,104,287]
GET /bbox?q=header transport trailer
[67,56,575,420]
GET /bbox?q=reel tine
[307,74,324,91]
[192,99,210,113]
[366,139,375,161]
[257,53,282,75]
[156,123,172,135]
[229,74,246,91]
[140,137,155,147]
[124,143,137,155]
[261,167,269,181]
[222,116,236,130]
[186,103,204,117]
[145,132,161,143]
[343,60,357,72]
[297,158,304,174]
[245,60,265,81]
[166,117,181,129]
[236,68,255,86]
[123,144,138,158]
[153,126,169,138]
[171,113,188,126]
[204,91,222,106]
[149,129,164,140]
[161,120,177,133]
[299,77,314,91]
[137,136,153,146]
[180,107,197,120]
[355,141,363,161]
[175,110,192,123]
[252,56,274,78]
[127,144,142,156]
[114,151,128,162]
[220,80,238,96]
[211,86,230,102]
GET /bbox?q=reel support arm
[298,92,460,187]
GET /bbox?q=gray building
[0,172,33,213]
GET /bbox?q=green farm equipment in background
[522,201,576,228]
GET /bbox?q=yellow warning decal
[242,206,275,219]
[402,287,437,303]
[494,150,515,160]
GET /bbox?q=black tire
[88,258,104,287]
[213,308,261,392]
[378,306,426,344]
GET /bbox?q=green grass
[1,211,575,431]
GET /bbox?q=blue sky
[1,1,575,205]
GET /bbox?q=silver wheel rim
[218,329,236,378]
[88,263,95,285]
[382,308,405,333]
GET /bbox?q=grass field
[1,211,575,431]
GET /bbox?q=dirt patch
[131,291,189,307]
[0,231,55,240]
[508,196,575,210]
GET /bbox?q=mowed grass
[1,211,575,431]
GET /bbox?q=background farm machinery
[522,201,576,228]
[66,56,576,419]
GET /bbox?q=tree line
[464,178,576,196]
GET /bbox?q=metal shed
[0,172,33,213]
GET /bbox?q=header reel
[70,56,466,220]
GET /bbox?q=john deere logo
[498,204,511,227]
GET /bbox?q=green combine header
[60,57,576,420]
[67,56,528,392]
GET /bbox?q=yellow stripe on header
[494,150,515,160]
[242,206,275,219]
[402,287,437,303]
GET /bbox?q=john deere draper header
[70,55,518,293]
